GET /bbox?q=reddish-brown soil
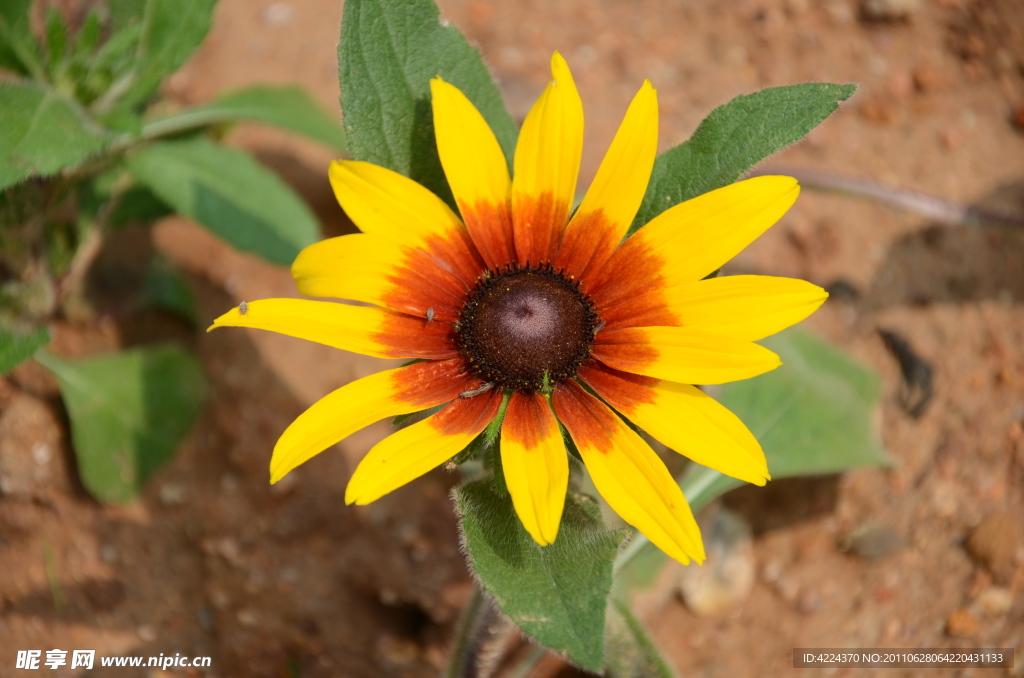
[2,0,1023,677]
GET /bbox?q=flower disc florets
[457,264,599,392]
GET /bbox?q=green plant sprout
[1,0,345,504]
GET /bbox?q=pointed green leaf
[0,324,49,375]
[0,81,114,190]
[339,0,517,207]
[0,0,31,34]
[72,10,102,59]
[146,85,348,151]
[126,138,320,265]
[44,7,69,69]
[117,0,218,109]
[630,83,856,234]
[0,0,36,75]
[36,345,206,504]
[454,481,628,672]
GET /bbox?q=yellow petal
[500,391,569,546]
[270,359,479,483]
[579,364,768,485]
[557,80,658,278]
[345,389,502,505]
[328,160,466,244]
[553,380,704,564]
[511,51,584,265]
[667,275,827,341]
[593,177,800,305]
[208,298,458,360]
[291,232,469,321]
[640,176,799,283]
[431,77,511,207]
[272,369,405,483]
[592,326,781,385]
[430,78,515,268]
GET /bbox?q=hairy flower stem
[443,587,499,678]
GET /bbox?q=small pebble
[883,618,902,640]
[263,2,293,25]
[797,589,822,615]
[975,587,1014,618]
[158,482,186,506]
[842,523,906,561]
[940,125,963,150]
[965,511,1021,583]
[860,0,919,21]
[100,544,118,563]
[912,64,945,92]
[376,634,419,667]
[860,97,895,125]
[888,70,914,99]
[761,559,783,583]
[945,608,979,638]
[136,624,158,642]
[679,508,755,617]
[31,442,51,465]
[209,588,230,610]
[269,472,298,496]
[236,608,258,627]
[197,606,215,633]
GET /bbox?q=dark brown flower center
[457,265,598,392]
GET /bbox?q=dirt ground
[2,0,1024,676]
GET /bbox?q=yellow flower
[210,52,826,565]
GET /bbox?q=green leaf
[0,81,114,190]
[36,345,206,504]
[72,10,102,59]
[682,326,890,508]
[83,21,143,101]
[127,138,320,265]
[107,0,148,31]
[630,83,856,234]
[146,85,348,150]
[0,324,49,375]
[109,185,172,227]
[604,598,677,678]
[616,326,890,585]
[0,0,37,76]
[143,255,196,322]
[44,7,69,69]
[454,481,628,672]
[0,0,31,34]
[339,0,517,207]
[116,0,218,109]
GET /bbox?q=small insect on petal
[426,307,435,323]
[593,320,605,335]
[460,382,495,398]
[239,301,249,315]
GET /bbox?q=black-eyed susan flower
[210,52,827,565]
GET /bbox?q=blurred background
[1,0,1023,676]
